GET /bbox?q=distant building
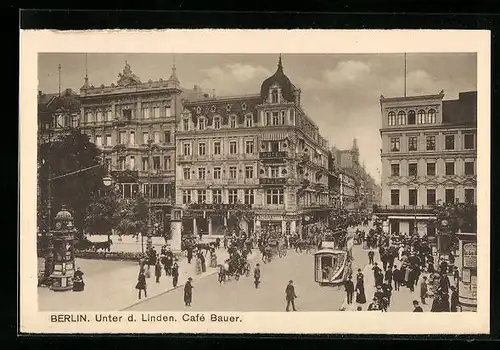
[374,90,477,236]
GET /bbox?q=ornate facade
[375,91,477,236]
[175,56,332,237]
[78,62,183,233]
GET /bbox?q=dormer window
[271,89,279,103]
[183,119,189,131]
[213,116,221,129]
[245,115,253,127]
[230,116,237,128]
[242,102,247,111]
[198,117,206,130]
[196,106,202,114]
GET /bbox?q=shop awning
[388,215,436,220]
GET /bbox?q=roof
[442,91,477,126]
[260,55,297,102]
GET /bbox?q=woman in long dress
[73,267,85,292]
[184,277,193,306]
[210,248,218,268]
[355,269,367,304]
[195,252,202,275]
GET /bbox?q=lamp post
[146,137,154,251]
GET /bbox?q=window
[198,118,205,130]
[153,131,160,144]
[198,142,206,156]
[183,143,191,155]
[280,111,286,125]
[427,189,436,205]
[388,111,396,126]
[464,134,475,149]
[408,110,416,125]
[390,189,400,205]
[445,162,455,176]
[465,189,475,204]
[271,89,278,103]
[86,112,93,123]
[164,131,171,143]
[270,166,279,178]
[213,167,221,179]
[230,116,237,128]
[408,163,418,177]
[266,188,284,204]
[96,110,103,122]
[464,161,474,175]
[198,167,206,180]
[213,117,221,129]
[183,167,191,180]
[228,189,238,204]
[214,141,221,155]
[142,157,149,171]
[119,131,127,144]
[427,109,436,124]
[229,141,237,154]
[409,189,418,206]
[165,105,171,117]
[182,190,191,205]
[417,110,426,124]
[390,137,400,152]
[105,134,111,146]
[426,163,436,176]
[426,136,436,150]
[212,189,222,204]
[290,109,295,125]
[106,110,113,121]
[71,115,79,128]
[397,111,406,125]
[408,136,417,151]
[272,112,280,125]
[229,167,237,179]
[143,132,149,144]
[118,156,126,170]
[266,112,271,125]
[153,107,160,119]
[245,140,254,154]
[142,107,150,119]
[197,190,207,204]
[445,189,455,204]
[183,119,189,131]
[390,164,400,177]
[163,156,171,170]
[95,135,102,146]
[153,156,161,170]
[129,131,135,145]
[244,189,255,205]
[245,166,254,179]
[445,135,455,150]
[245,115,253,127]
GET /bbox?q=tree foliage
[433,201,477,234]
[84,188,120,236]
[114,194,149,236]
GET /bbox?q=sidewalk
[38,247,257,311]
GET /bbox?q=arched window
[397,111,406,125]
[408,110,416,125]
[417,109,426,124]
[388,111,396,126]
[427,109,436,124]
[271,89,279,103]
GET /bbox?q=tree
[38,129,104,234]
[433,201,477,234]
[114,194,149,236]
[83,188,120,237]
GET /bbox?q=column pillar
[193,217,198,235]
[290,220,296,236]
[208,216,212,236]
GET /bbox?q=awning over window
[388,215,436,220]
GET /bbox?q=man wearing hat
[171,260,179,288]
[184,277,194,307]
[254,263,261,289]
[420,276,428,305]
[285,280,298,311]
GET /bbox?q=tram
[314,230,353,286]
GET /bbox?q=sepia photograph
[20,30,490,334]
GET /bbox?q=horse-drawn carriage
[218,256,251,283]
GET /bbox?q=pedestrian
[155,259,162,283]
[382,281,393,308]
[367,297,380,311]
[200,252,207,273]
[210,248,218,268]
[392,265,401,291]
[344,275,354,304]
[285,280,298,312]
[171,261,179,288]
[420,276,428,305]
[450,285,459,312]
[72,267,85,292]
[372,263,383,287]
[413,300,423,312]
[136,269,147,299]
[355,269,367,305]
[453,266,460,286]
[384,265,393,286]
[254,263,261,289]
[187,246,193,264]
[368,250,375,265]
[195,252,202,275]
[184,277,193,307]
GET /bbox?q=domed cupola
[260,55,296,103]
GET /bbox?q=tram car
[314,248,352,286]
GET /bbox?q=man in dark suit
[344,275,354,304]
[450,285,459,312]
[285,280,298,311]
[392,265,401,291]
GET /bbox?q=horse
[93,238,113,252]
[74,237,94,251]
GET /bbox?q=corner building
[176,57,331,238]
[375,91,477,236]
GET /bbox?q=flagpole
[404,53,407,97]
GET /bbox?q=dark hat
[188,277,193,281]
[256,263,260,266]
[413,300,419,304]
[289,280,293,283]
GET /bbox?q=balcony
[259,151,287,159]
[259,177,287,185]
[188,203,252,211]
[372,204,436,215]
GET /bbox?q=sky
[38,53,477,183]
